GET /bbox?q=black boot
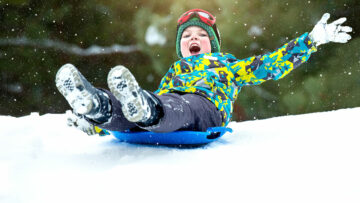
[55,63,112,123]
[137,90,164,127]
[107,65,163,126]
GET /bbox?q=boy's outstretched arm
[230,33,317,86]
[230,13,352,86]
[309,13,352,46]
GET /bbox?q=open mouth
[189,44,201,55]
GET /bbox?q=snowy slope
[0,108,359,203]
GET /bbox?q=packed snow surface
[1,108,359,203]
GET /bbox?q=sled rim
[111,127,233,145]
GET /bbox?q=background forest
[0,0,359,122]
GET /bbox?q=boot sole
[107,66,149,122]
[55,64,94,114]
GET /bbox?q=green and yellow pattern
[155,33,317,126]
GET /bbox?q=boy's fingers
[340,26,352,33]
[319,13,330,24]
[331,17,347,26]
[333,33,352,43]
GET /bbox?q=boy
[56,9,352,135]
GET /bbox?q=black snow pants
[90,90,223,133]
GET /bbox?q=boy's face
[180,26,211,58]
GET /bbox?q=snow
[0,37,139,56]
[145,25,167,46]
[1,108,360,203]
[248,25,263,36]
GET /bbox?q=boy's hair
[176,9,221,58]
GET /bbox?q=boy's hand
[66,110,97,135]
[309,13,352,46]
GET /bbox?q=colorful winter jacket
[154,32,317,126]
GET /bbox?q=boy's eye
[200,33,208,37]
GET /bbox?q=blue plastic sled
[109,127,233,145]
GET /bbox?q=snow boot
[55,64,111,123]
[107,65,163,125]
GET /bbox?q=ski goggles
[177,9,216,27]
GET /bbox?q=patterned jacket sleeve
[229,32,317,86]
[154,64,175,94]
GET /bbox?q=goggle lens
[178,9,215,26]
[198,11,211,20]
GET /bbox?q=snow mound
[0,108,359,203]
